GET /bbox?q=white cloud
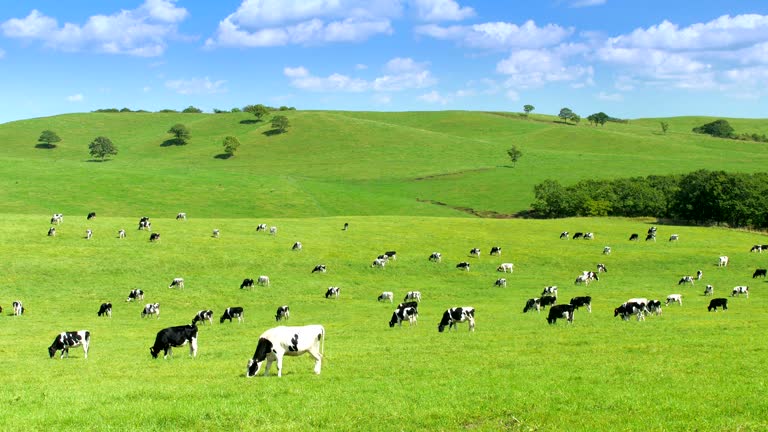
[569,0,606,7]
[411,0,474,22]
[505,89,519,101]
[415,20,573,50]
[497,46,594,89]
[66,93,84,102]
[418,90,449,104]
[597,91,623,101]
[284,57,436,92]
[1,1,188,56]
[165,77,227,95]
[355,63,368,70]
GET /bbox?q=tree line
[531,169,768,228]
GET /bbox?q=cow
[220,307,244,323]
[292,242,302,251]
[138,217,151,231]
[456,262,470,271]
[648,226,657,235]
[732,286,749,298]
[51,213,63,224]
[389,306,418,328]
[371,258,387,268]
[275,305,290,322]
[704,285,714,296]
[718,256,729,267]
[560,231,569,239]
[47,227,56,237]
[497,263,514,273]
[141,303,160,319]
[376,254,389,262]
[149,325,198,359]
[97,302,112,318]
[48,330,90,359]
[547,304,575,324]
[256,224,267,232]
[647,300,663,316]
[572,232,584,239]
[325,287,340,299]
[708,298,728,312]
[490,246,502,256]
[541,286,558,297]
[192,310,214,326]
[240,278,255,289]
[384,251,397,260]
[669,234,679,242]
[212,229,220,238]
[269,226,277,236]
[603,246,611,255]
[539,295,557,309]
[176,212,186,220]
[469,248,481,258]
[312,264,327,273]
[645,233,656,241]
[666,294,683,306]
[625,298,649,309]
[343,222,349,231]
[246,325,325,377]
[584,232,594,240]
[494,278,507,288]
[597,263,607,273]
[149,232,160,242]
[126,289,144,302]
[403,291,422,302]
[615,302,645,321]
[523,298,541,313]
[569,296,592,313]
[377,292,394,303]
[575,272,598,285]
[438,307,475,332]
[629,233,639,241]
[12,301,24,316]
[118,229,126,238]
[696,270,703,280]
[429,252,442,262]
[85,229,92,240]
[169,278,184,289]
[750,245,762,253]
[753,269,767,278]
[678,276,695,286]
[397,301,419,310]
[87,212,96,220]
[257,276,270,287]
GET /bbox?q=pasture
[1,213,767,431]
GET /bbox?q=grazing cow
[47,227,56,237]
[149,325,198,359]
[523,298,541,313]
[572,232,584,240]
[142,303,160,319]
[645,233,656,242]
[149,232,160,242]
[312,264,327,273]
[437,307,475,332]
[429,252,442,262]
[138,217,151,231]
[539,295,557,309]
[469,248,481,258]
[753,269,767,278]
[669,234,679,242]
[48,330,90,359]
[246,325,325,377]
[584,232,594,240]
[257,276,270,287]
[697,270,703,280]
[176,212,186,220]
[377,291,394,303]
[87,212,96,220]
[704,285,714,296]
[560,231,569,239]
[615,302,645,321]
[212,229,220,238]
[678,276,695,286]
[629,233,639,241]
[269,226,277,236]
[377,254,389,261]
[603,246,611,255]
[389,306,418,327]
[732,286,749,298]
[372,258,387,268]
[575,271,598,285]
[126,289,144,302]
[256,224,267,232]
[169,278,184,289]
[666,294,683,306]
[325,287,340,299]
[456,262,471,271]
[490,246,502,256]
[240,278,255,289]
[118,229,126,238]
[597,263,607,273]
[12,301,24,316]
[647,300,663,316]
[648,226,657,235]
[494,278,507,287]
[192,310,214,326]
[750,245,762,253]
[569,296,592,313]
[541,286,558,297]
[625,298,649,309]
[85,229,92,239]
[497,263,514,273]
[708,298,728,312]
[384,251,397,260]
[403,291,422,302]
[51,213,63,224]
[292,241,302,251]
[397,301,419,310]
[97,302,112,318]
[547,304,575,324]
[718,256,729,267]
[220,307,245,323]
[275,305,290,322]
[343,222,349,231]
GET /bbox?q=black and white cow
[384,251,397,260]
[603,246,611,255]
[192,310,214,326]
[614,302,645,321]
[138,217,151,231]
[678,275,695,285]
[257,275,270,287]
[85,229,93,240]
[87,212,96,220]
[403,291,422,302]
[469,248,481,258]
[490,246,502,256]
[343,222,349,231]
[269,226,277,236]
[645,233,656,241]
[575,272,598,285]
[584,232,594,240]
[126,289,144,302]
[718,256,729,267]
[704,285,714,296]
[97,302,112,318]
[708,298,728,312]
[494,278,507,287]
[256,223,267,232]
[397,301,419,310]
[292,241,302,251]
[377,291,394,303]
[220,307,244,323]
[325,287,340,299]
[240,278,255,289]
[647,300,663,316]
[142,303,160,319]
[731,286,749,298]
[149,232,160,242]
[696,270,703,280]
[169,277,184,289]
[429,252,442,262]
[149,325,198,359]
[48,330,90,359]
[539,295,557,309]
[497,263,514,273]
[51,213,63,224]
[523,298,541,314]
[212,229,220,238]
[560,231,569,239]
[312,264,327,273]
[47,227,56,237]
[456,262,471,271]
[389,306,418,327]
[669,234,679,242]
[437,307,475,332]
[275,305,290,322]
[666,294,683,305]
[546,304,575,324]
[597,263,607,273]
[118,229,126,239]
[541,286,558,297]
[569,296,592,313]
[572,232,584,239]
[629,233,639,241]
[12,301,24,316]
[176,212,187,220]
[246,324,325,377]
[371,258,387,268]
[753,269,767,278]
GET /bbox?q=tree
[244,104,270,121]
[182,105,202,113]
[167,123,191,145]
[38,130,61,147]
[660,121,669,134]
[692,119,734,138]
[523,104,535,115]
[231,107,242,113]
[506,146,522,167]
[271,115,290,133]
[89,136,118,160]
[222,136,241,157]
[571,114,581,125]
[558,108,574,124]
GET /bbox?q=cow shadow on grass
[214,153,233,160]
[35,143,57,149]
[161,139,186,147]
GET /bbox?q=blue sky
[1,0,767,123]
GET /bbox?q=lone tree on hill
[38,130,61,147]
[167,123,191,145]
[660,121,669,134]
[506,146,522,167]
[558,107,575,124]
[523,104,535,115]
[244,104,270,121]
[271,115,290,133]
[222,136,241,157]
[89,136,118,161]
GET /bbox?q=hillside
[0,111,766,218]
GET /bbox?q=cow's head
[246,359,261,377]
[48,345,57,358]
[246,338,272,377]
[149,347,159,358]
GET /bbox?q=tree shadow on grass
[214,153,233,160]
[160,139,187,147]
[239,119,260,124]
[85,159,111,163]
[35,143,57,149]
[262,129,284,137]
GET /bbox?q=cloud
[284,57,436,92]
[415,20,573,50]
[66,93,84,102]
[497,46,594,89]
[1,1,188,56]
[355,63,368,70]
[569,0,606,7]
[411,0,474,22]
[418,90,449,104]
[165,77,227,95]
[596,91,623,101]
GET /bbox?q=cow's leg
[190,337,198,358]
[82,340,89,359]
[468,318,475,332]
[309,349,323,375]
[587,304,592,313]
